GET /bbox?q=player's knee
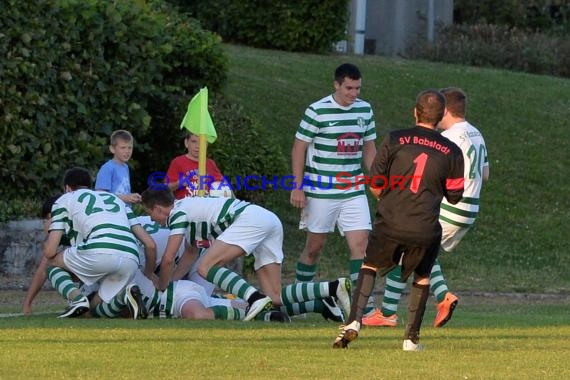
[197,261,211,278]
[304,240,325,259]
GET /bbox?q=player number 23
[78,193,121,215]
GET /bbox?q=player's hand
[129,193,142,203]
[22,302,32,315]
[145,272,159,288]
[290,189,306,208]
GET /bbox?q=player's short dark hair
[141,188,175,209]
[63,167,92,190]
[41,194,62,219]
[110,129,133,146]
[440,87,466,118]
[415,89,446,126]
[334,63,361,83]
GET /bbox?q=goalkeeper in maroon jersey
[333,89,464,351]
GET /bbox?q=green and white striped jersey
[134,269,175,318]
[295,95,376,199]
[439,121,488,228]
[49,189,140,260]
[167,197,250,239]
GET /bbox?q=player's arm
[43,230,64,259]
[368,136,389,199]
[172,242,199,281]
[131,224,157,278]
[482,165,490,182]
[362,139,377,173]
[290,138,309,208]
[157,234,184,291]
[22,256,49,315]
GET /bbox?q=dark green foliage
[407,23,570,78]
[207,96,288,204]
[454,0,570,35]
[171,0,350,53]
[0,0,283,221]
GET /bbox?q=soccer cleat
[58,295,90,318]
[403,339,424,352]
[125,284,148,320]
[362,308,398,327]
[332,320,360,349]
[434,292,458,327]
[321,297,345,323]
[244,296,273,322]
[262,310,292,323]
[334,277,351,320]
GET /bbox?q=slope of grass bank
[223,44,570,293]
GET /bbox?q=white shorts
[299,195,372,234]
[63,248,138,303]
[440,221,471,252]
[172,280,210,318]
[217,205,284,271]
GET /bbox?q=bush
[454,0,570,35]
[407,23,570,78]
[0,0,227,220]
[207,96,288,204]
[171,0,350,53]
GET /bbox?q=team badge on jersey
[337,132,361,155]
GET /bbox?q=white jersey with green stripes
[137,216,184,269]
[49,189,141,261]
[138,215,215,296]
[439,121,488,228]
[295,94,376,199]
[167,197,250,239]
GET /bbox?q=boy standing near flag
[165,132,225,199]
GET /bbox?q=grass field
[1,291,568,379]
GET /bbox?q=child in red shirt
[166,132,224,199]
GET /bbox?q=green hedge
[171,0,350,53]
[454,0,570,35]
[407,23,570,78]
[0,0,286,221]
[408,1,570,78]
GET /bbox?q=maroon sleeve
[370,133,390,188]
[444,146,464,205]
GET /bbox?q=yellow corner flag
[180,87,217,196]
[180,87,217,143]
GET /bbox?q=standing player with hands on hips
[333,89,464,351]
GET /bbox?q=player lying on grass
[135,215,350,322]
[141,188,352,322]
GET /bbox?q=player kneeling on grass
[43,167,157,319]
[141,188,353,323]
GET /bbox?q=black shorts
[364,230,441,281]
